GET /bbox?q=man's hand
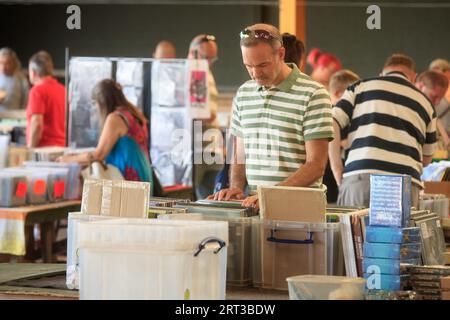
[242,194,259,211]
[208,188,245,201]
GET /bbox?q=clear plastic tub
[252,218,341,290]
[66,212,116,289]
[158,213,253,287]
[286,275,366,300]
[23,161,81,200]
[0,171,28,207]
[77,218,228,300]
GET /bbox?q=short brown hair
[383,53,416,72]
[29,50,54,77]
[416,70,449,90]
[240,23,282,51]
[329,69,360,93]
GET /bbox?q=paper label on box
[15,181,27,198]
[34,179,46,195]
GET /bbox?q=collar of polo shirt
[257,63,300,92]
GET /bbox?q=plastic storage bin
[286,275,366,300]
[158,212,253,286]
[0,171,28,207]
[24,161,81,200]
[77,218,228,300]
[66,212,116,289]
[253,218,341,290]
[4,168,50,204]
[174,203,256,286]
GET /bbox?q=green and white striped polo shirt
[230,63,334,192]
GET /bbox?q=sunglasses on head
[197,35,216,44]
[239,29,283,45]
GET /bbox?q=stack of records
[148,206,187,218]
[419,194,449,220]
[408,266,450,300]
[410,210,446,265]
[175,200,257,218]
[148,197,190,208]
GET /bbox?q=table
[0,263,289,300]
[0,200,81,262]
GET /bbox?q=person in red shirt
[26,51,66,147]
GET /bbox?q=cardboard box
[424,181,450,216]
[81,179,150,218]
[441,276,450,290]
[442,291,450,300]
[258,186,326,222]
[81,179,104,214]
[100,180,150,218]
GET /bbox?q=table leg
[40,222,55,263]
[24,225,36,261]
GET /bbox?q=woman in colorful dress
[59,79,153,193]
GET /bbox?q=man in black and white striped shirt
[329,54,437,208]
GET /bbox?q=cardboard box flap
[258,185,326,222]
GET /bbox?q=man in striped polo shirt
[212,23,334,209]
[329,54,437,208]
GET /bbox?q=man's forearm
[276,161,326,187]
[230,163,247,191]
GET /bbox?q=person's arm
[20,74,30,109]
[436,118,450,149]
[277,138,330,187]
[328,120,344,186]
[58,113,128,164]
[27,114,44,148]
[214,135,246,200]
[422,113,438,168]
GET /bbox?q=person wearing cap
[211,23,334,209]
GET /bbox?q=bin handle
[193,237,226,257]
[266,229,314,244]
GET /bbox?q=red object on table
[15,182,28,198]
[34,180,47,196]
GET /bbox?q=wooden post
[279,0,307,72]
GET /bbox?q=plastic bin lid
[286,275,366,284]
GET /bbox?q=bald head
[153,40,176,59]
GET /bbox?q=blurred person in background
[26,51,65,147]
[307,48,342,89]
[0,47,29,111]
[58,79,153,190]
